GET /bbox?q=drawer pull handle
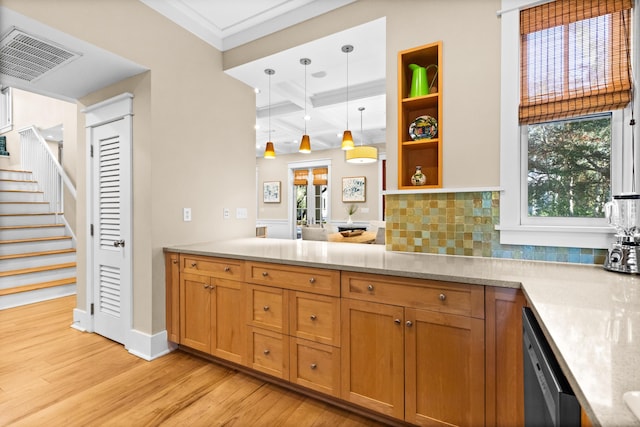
[172,259,178,264]
[394,319,401,325]
[203,284,208,289]
[406,320,413,327]
[310,314,317,321]
[224,266,231,272]
[263,305,270,311]
[309,277,316,284]
[263,349,270,355]
[191,262,197,267]
[439,293,446,301]
[310,363,317,370]
[367,284,374,291]
[262,271,269,277]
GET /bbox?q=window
[289,160,331,239]
[0,87,12,134]
[499,0,637,249]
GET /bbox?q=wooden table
[328,231,376,244]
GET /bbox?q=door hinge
[90,144,94,157]
[90,224,94,236]
[90,303,94,315]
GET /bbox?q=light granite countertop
[165,238,640,427]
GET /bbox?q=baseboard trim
[71,307,91,332]
[127,329,175,361]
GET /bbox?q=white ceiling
[0,1,386,158]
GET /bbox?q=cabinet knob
[191,262,197,267]
[367,284,374,291]
[394,318,401,325]
[172,259,178,264]
[439,293,446,301]
[224,266,231,272]
[310,314,317,321]
[263,305,270,311]
[263,349,270,355]
[203,284,208,289]
[310,363,317,370]
[309,277,316,284]
[262,271,269,277]
[406,320,413,327]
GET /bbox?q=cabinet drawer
[181,255,245,281]
[247,262,340,296]
[289,292,340,347]
[246,284,288,334]
[290,337,340,397]
[342,272,484,319]
[247,327,289,380]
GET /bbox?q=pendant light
[299,58,312,153]
[341,45,354,150]
[263,68,276,159]
[346,107,378,163]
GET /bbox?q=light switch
[223,208,230,219]
[183,208,192,222]
[236,207,248,219]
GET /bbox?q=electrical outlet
[361,207,370,213]
[223,208,230,219]
[183,207,192,222]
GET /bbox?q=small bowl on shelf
[409,115,438,140]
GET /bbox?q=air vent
[0,27,81,82]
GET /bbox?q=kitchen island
[165,238,640,427]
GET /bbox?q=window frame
[498,0,639,249]
[0,87,12,134]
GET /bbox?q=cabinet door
[211,278,245,364]
[180,272,211,352]
[165,252,180,343]
[485,287,526,427]
[405,308,485,427]
[341,299,405,419]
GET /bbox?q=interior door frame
[82,93,133,341]
[287,159,331,239]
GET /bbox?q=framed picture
[263,181,281,203]
[342,176,366,202]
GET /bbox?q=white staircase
[0,168,76,309]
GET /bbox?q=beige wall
[3,0,256,335]
[225,0,502,190]
[257,144,385,225]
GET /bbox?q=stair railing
[19,125,77,240]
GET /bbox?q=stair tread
[0,224,65,230]
[0,179,37,183]
[0,277,76,296]
[0,213,63,216]
[0,168,31,173]
[0,201,48,204]
[0,248,76,260]
[0,236,72,244]
[0,262,76,277]
[0,190,43,193]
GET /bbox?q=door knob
[113,240,125,248]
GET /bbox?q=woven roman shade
[312,167,328,185]
[293,169,308,185]
[519,0,633,124]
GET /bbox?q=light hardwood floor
[0,296,387,426]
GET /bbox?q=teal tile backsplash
[385,191,607,265]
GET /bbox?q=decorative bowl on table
[409,115,438,140]
[340,230,363,237]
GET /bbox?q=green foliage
[527,115,611,218]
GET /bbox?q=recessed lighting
[254,88,260,94]
[311,71,327,78]
[254,124,260,130]
[304,115,310,121]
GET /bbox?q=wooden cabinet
[179,256,246,364]
[341,272,485,425]
[165,252,180,343]
[398,41,443,189]
[245,262,342,397]
[485,287,527,427]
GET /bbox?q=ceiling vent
[0,27,81,82]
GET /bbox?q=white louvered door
[91,116,131,345]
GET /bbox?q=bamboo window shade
[293,170,308,185]
[312,167,328,185]
[519,0,633,124]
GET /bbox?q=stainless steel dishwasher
[523,307,580,427]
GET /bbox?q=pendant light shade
[346,106,378,164]
[299,58,312,153]
[341,45,354,151]
[263,68,276,159]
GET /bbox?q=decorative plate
[409,115,438,140]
